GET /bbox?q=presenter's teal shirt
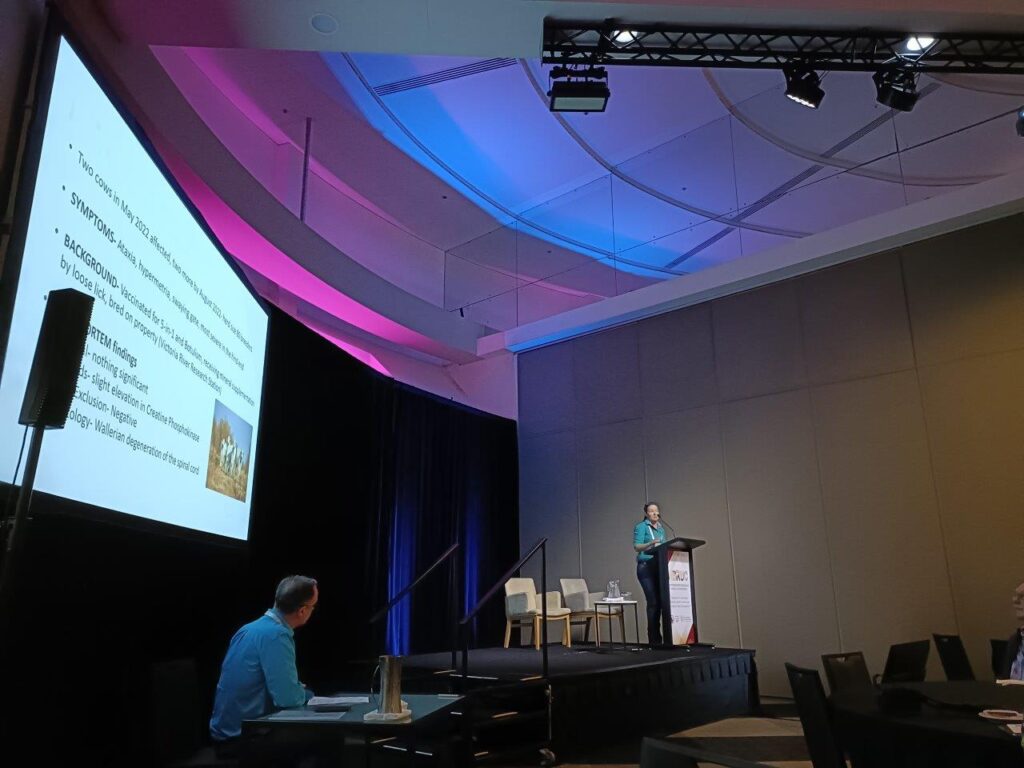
[634,520,666,562]
[209,608,312,741]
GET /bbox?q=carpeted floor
[551,700,811,768]
[665,715,810,767]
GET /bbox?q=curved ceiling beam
[930,72,1024,96]
[702,70,997,187]
[341,53,685,279]
[518,60,808,239]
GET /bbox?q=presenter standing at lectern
[634,502,667,646]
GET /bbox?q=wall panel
[643,405,740,648]
[799,253,915,384]
[638,304,719,416]
[811,371,956,679]
[518,430,581,589]
[713,280,807,402]
[918,349,1024,675]
[722,390,840,695]
[573,324,642,429]
[518,342,575,436]
[577,419,647,630]
[902,216,1024,366]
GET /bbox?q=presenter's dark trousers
[636,559,662,646]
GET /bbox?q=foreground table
[831,681,1024,768]
[242,693,462,767]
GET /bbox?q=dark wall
[0,307,519,766]
[0,0,46,250]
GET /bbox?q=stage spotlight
[904,35,935,53]
[549,80,610,112]
[873,69,919,112]
[548,67,610,113]
[613,29,638,45]
[1016,107,1024,137]
[783,64,824,109]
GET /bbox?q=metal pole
[541,541,548,680]
[0,426,44,633]
[461,622,469,688]
[450,541,458,671]
[299,117,312,221]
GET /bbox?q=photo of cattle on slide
[205,400,252,502]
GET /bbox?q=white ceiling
[99,0,1024,55]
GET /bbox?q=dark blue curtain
[247,309,519,665]
[373,383,517,655]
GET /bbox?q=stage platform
[403,644,758,755]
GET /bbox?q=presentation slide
[0,37,268,540]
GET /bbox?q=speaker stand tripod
[0,424,44,629]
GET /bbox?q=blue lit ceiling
[321,51,1024,328]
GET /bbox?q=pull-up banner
[667,549,696,645]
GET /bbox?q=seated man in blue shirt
[210,575,318,746]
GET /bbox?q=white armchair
[503,577,572,649]
[560,578,625,646]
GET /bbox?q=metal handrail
[368,541,460,624]
[461,537,546,624]
[459,537,550,681]
[368,541,460,669]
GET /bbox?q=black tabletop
[831,681,1024,768]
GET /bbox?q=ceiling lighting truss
[543,22,1024,74]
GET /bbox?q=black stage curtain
[0,307,518,766]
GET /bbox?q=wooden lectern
[648,537,706,646]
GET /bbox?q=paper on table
[1007,723,1022,735]
[266,710,348,721]
[308,696,370,706]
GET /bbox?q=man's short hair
[274,575,317,614]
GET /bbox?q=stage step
[369,660,554,764]
[469,741,555,766]
[361,685,551,767]
[469,709,546,729]
[369,736,555,768]
[459,678,551,767]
